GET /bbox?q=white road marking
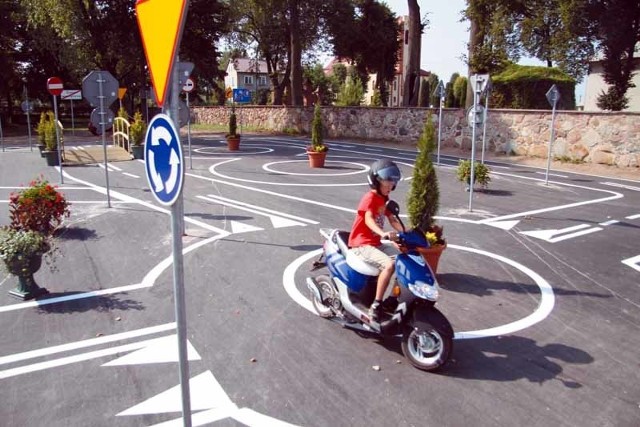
[122,172,140,178]
[621,255,640,272]
[283,245,555,340]
[102,334,200,366]
[230,220,263,234]
[202,194,318,224]
[198,195,307,229]
[601,182,640,192]
[626,214,640,220]
[536,171,568,178]
[0,323,175,365]
[262,160,369,176]
[520,224,603,243]
[599,219,619,226]
[485,219,520,231]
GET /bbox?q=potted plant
[406,111,447,273]
[226,104,240,151]
[129,111,146,159]
[1,177,70,299]
[456,159,491,191]
[42,112,62,166]
[306,102,328,167]
[0,227,51,299]
[36,112,47,156]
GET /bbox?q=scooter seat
[346,250,380,276]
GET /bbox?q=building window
[244,75,253,85]
[258,76,268,86]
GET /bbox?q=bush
[9,177,71,236]
[129,111,146,146]
[490,64,575,110]
[456,160,491,189]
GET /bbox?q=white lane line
[626,214,640,220]
[599,219,619,226]
[601,182,640,191]
[98,163,122,172]
[547,227,602,243]
[0,323,175,365]
[0,336,172,379]
[364,148,383,152]
[536,171,569,178]
[122,172,140,178]
[621,255,640,272]
[202,194,318,224]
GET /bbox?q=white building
[224,58,271,101]
[583,49,640,111]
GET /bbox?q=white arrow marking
[621,255,640,273]
[230,221,263,234]
[117,371,234,416]
[147,150,164,192]
[270,216,306,228]
[485,220,520,231]
[520,224,602,243]
[101,335,200,366]
[151,125,172,146]
[165,148,180,194]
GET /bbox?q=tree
[427,73,440,107]
[402,0,422,106]
[591,0,640,111]
[453,75,468,107]
[444,73,459,107]
[335,75,364,106]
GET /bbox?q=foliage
[407,112,440,235]
[418,79,429,107]
[129,111,146,146]
[425,224,446,247]
[227,107,238,138]
[371,89,383,106]
[36,112,47,145]
[427,73,441,107]
[43,112,59,151]
[453,76,468,108]
[456,160,491,189]
[490,64,575,109]
[308,103,327,152]
[9,177,71,236]
[0,228,49,266]
[445,73,459,108]
[335,75,364,106]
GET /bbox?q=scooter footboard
[411,305,454,339]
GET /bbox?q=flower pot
[37,144,46,157]
[5,251,49,300]
[131,144,144,160]
[227,136,240,151]
[43,150,60,166]
[416,243,446,274]
[307,150,327,168]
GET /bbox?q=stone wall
[192,106,640,168]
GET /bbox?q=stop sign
[47,77,64,96]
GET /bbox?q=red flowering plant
[9,176,71,237]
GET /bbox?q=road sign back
[136,0,189,107]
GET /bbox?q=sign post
[481,80,492,164]
[182,77,195,170]
[22,85,34,151]
[83,70,119,208]
[434,80,445,165]
[136,1,192,425]
[47,77,64,184]
[467,74,490,212]
[61,89,82,136]
[545,84,561,185]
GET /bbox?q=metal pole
[187,92,192,170]
[53,95,63,184]
[170,54,192,427]
[25,86,32,151]
[436,96,443,165]
[468,76,481,212]
[98,72,112,208]
[545,102,557,185]
[71,100,75,136]
[481,91,489,164]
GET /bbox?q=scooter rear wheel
[401,321,452,371]
[311,275,336,318]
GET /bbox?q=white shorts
[350,242,399,271]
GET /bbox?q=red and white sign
[61,89,82,100]
[182,77,195,93]
[47,77,64,96]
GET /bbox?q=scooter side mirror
[386,200,406,231]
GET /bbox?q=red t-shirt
[348,191,388,248]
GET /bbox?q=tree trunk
[289,0,303,106]
[402,0,421,107]
[465,16,483,108]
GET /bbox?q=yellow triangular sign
[136,0,188,107]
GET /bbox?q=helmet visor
[377,165,401,183]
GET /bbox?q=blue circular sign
[144,114,184,206]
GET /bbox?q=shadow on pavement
[36,292,145,314]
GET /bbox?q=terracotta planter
[227,136,240,151]
[416,244,446,274]
[5,251,49,300]
[307,150,327,168]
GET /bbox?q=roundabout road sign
[144,114,184,206]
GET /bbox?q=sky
[382,0,586,104]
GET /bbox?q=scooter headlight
[408,280,439,301]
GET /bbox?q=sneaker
[368,301,382,322]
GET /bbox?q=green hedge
[490,64,576,110]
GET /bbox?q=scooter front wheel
[311,275,336,318]
[401,321,452,371]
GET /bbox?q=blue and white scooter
[306,200,453,371]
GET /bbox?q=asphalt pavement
[0,132,639,427]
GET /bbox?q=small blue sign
[144,114,184,206]
[232,88,251,103]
